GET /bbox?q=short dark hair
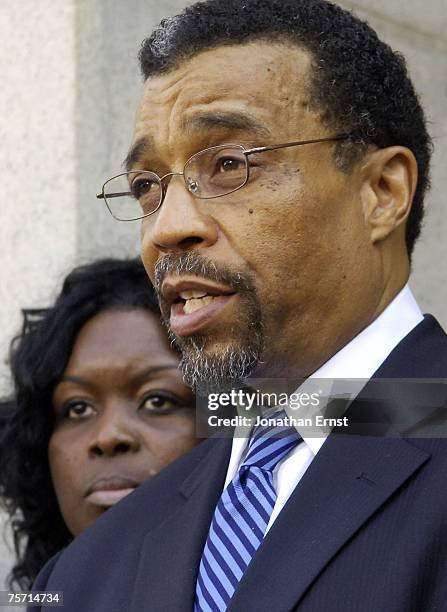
[139,0,432,257]
[0,258,159,589]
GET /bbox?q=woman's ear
[360,146,418,244]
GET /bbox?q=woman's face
[49,308,197,536]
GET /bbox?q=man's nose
[88,408,141,458]
[144,176,219,254]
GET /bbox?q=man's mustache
[153,251,255,298]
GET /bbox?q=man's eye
[64,401,95,419]
[140,393,181,414]
[217,157,245,172]
[131,177,158,199]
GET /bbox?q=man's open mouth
[162,278,237,336]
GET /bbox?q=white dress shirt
[223,284,423,533]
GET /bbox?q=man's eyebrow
[124,137,152,172]
[182,112,271,137]
[124,112,270,171]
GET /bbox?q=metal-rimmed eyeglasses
[96,134,351,221]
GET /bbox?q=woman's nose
[88,407,142,458]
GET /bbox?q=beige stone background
[0,0,445,593]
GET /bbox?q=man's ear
[360,146,418,244]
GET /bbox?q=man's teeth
[179,290,208,299]
[183,295,215,314]
[177,290,219,314]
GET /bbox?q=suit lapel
[130,436,232,612]
[228,435,430,611]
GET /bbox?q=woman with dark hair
[0,258,198,590]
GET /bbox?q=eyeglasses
[97,134,351,221]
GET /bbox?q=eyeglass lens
[102,145,249,220]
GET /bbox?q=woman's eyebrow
[58,365,180,388]
[132,364,180,384]
[57,375,90,386]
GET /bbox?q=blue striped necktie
[194,413,302,611]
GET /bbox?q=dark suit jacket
[31,316,447,611]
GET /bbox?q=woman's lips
[84,476,140,508]
[85,488,136,507]
[170,294,236,336]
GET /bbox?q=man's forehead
[130,41,322,167]
[136,41,314,123]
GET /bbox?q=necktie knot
[242,411,302,472]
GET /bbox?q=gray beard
[168,318,263,394]
[154,251,264,394]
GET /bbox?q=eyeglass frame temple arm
[244,134,352,155]
[97,190,132,199]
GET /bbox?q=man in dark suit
[31,0,447,610]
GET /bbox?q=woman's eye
[217,157,245,172]
[65,401,95,420]
[140,394,181,414]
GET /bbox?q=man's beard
[154,251,264,393]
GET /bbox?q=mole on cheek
[248,208,254,214]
